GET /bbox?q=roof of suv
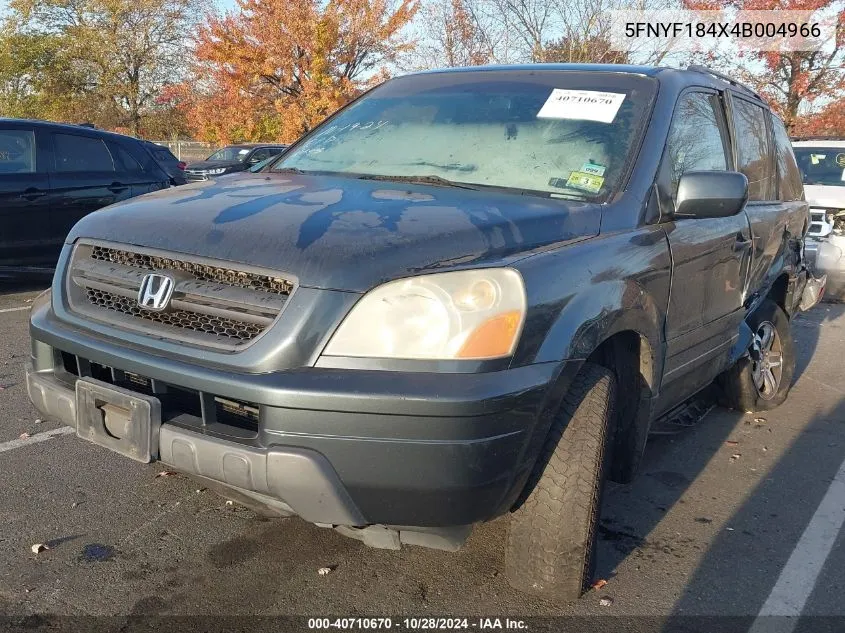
[0,118,144,143]
[408,63,766,106]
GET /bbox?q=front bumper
[28,301,573,530]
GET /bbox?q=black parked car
[27,65,823,599]
[184,143,288,181]
[143,142,187,186]
[0,119,172,277]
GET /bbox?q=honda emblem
[137,273,174,311]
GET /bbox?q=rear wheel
[504,363,616,600]
[719,299,795,412]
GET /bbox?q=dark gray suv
[26,64,823,599]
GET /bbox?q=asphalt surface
[2,282,845,630]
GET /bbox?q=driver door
[656,89,753,415]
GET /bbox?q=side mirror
[675,171,749,219]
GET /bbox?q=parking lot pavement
[2,285,845,627]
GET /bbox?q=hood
[804,185,845,210]
[185,159,245,171]
[65,172,601,292]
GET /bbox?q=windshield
[207,146,252,162]
[274,71,657,200]
[794,147,845,187]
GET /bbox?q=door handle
[734,232,753,252]
[108,183,129,194]
[20,188,46,201]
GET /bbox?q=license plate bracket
[75,378,162,463]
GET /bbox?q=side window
[731,98,776,201]
[249,148,274,163]
[665,92,730,197]
[53,133,115,172]
[0,129,36,174]
[770,115,803,202]
[110,143,144,173]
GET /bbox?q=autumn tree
[793,97,845,136]
[415,0,495,68]
[683,0,845,131]
[1,0,201,135]
[173,0,418,144]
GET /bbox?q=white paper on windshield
[537,89,626,123]
[239,149,250,155]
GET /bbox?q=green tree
[2,0,202,135]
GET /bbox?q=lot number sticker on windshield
[537,90,626,123]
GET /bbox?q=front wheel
[719,299,795,412]
[504,363,616,600]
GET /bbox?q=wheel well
[768,273,790,313]
[587,331,655,396]
[587,331,654,483]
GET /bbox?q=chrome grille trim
[66,241,296,351]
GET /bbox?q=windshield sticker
[811,154,825,165]
[238,149,250,155]
[565,171,604,194]
[537,90,625,123]
[836,153,845,168]
[581,161,607,177]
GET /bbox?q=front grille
[66,241,295,351]
[90,245,293,295]
[86,288,263,342]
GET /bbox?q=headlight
[206,168,227,175]
[323,269,526,360]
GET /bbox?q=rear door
[106,139,170,197]
[657,89,754,413]
[0,124,54,269]
[47,131,129,240]
[728,94,793,296]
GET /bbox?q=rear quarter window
[770,116,803,201]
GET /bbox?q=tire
[504,362,616,600]
[719,299,795,412]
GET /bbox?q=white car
[792,138,845,297]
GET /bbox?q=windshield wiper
[357,174,479,190]
[272,167,308,174]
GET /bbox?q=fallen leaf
[591,579,608,590]
[762,446,768,452]
[599,596,614,607]
[31,543,49,554]
[317,567,332,576]
[225,500,234,506]
[34,418,42,424]
[730,453,742,461]
[155,471,177,478]
[725,440,739,446]
[19,432,30,440]
[726,527,735,531]
[754,417,766,424]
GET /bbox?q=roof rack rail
[687,65,764,101]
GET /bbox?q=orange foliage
[793,98,845,136]
[172,0,418,144]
